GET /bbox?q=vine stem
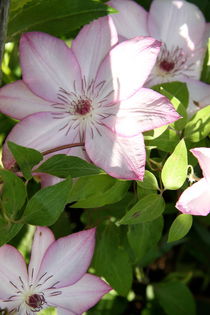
[0,0,10,84]
[42,142,84,156]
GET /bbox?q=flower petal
[0,80,54,120]
[28,227,55,283]
[148,0,205,52]
[85,125,145,180]
[184,78,210,117]
[72,16,118,80]
[2,112,80,170]
[47,274,111,314]
[0,245,28,298]
[37,228,96,288]
[57,308,76,315]
[96,36,161,103]
[176,178,210,215]
[20,32,81,102]
[103,88,180,136]
[191,147,210,182]
[108,0,149,38]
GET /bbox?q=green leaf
[201,38,210,84]
[118,194,165,225]
[168,214,193,243]
[137,170,159,190]
[154,281,196,315]
[184,105,210,142]
[70,175,130,208]
[0,216,23,246]
[127,216,163,263]
[161,139,188,190]
[143,125,167,140]
[23,177,72,225]
[8,0,116,41]
[10,0,34,11]
[8,141,43,180]
[35,154,103,178]
[0,169,27,217]
[93,225,132,296]
[146,129,179,152]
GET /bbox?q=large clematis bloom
[0,17,180,181]
[176,148,210,216]
[109,0,210,116]
[0,227,111,315]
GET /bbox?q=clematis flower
[109,0,210,116]
[176,147,210,215]
[0,17,180,181]
[0,227,111,314]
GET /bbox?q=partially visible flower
[109,0,210,116]
[0,227,111,315]
[0,17,180,181]
[176,148,210,215]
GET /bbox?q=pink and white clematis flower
[0,17,180,181]
[0,227,111,315]
[109,0,210,116]
[176,147,210,216]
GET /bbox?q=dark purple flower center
[159,60,175,72]
[75,99,92,115]
[27,294,45,309]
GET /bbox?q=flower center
[74,99,92,115]
[159,60,175,72]
[27,293,46,310]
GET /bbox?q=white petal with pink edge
[28,227,55,283]
[0,80,54,120]
[72,16,118,80]
[191,148,210,183]
[37,228,96,288]
[48,274,111,315]
[20,32,81,102]
[176,178,210,216]
[108,0,149,38]
[103,88,180,136]
[0,245,28,297]
[148,0,205,52]
[2,111,80,170]
[95,36,161,104]
[85,125,145,180]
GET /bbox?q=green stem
[0,0,10,84]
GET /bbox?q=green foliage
[23,177,72,225]
[137,170,159,190]
[184,105,210,142]
[35,154,103,178]
[168,214,193,243]
[154,281,196,315]
[201,38,210,83]
[93,224,133,296]
[8,141,43,180]
[146,128,180,152]
[118,194,165,225]
[7,0,116,41]
[161,139,188,190]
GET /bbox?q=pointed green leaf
[35,154,103,178]
[23,177,72,225]
[137,170,159,190]
[168,214,193,243]
[118,194,165,225]
[146,129,179,152]
[0,169,27,217]
[0,216,23,246]
[8,141,43,180]
[184,105,210,142]
[161,139,188,190]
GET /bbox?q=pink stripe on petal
[176,178,210,216]
[96,36,161,103]
[191,148,210,183]
[85,125,145,180]
[28,227,55,283]
[20,32,81,102]
[72,16,118,80]
[37,228,96,288]
[48,274,111,314]
[0,81,54,120]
